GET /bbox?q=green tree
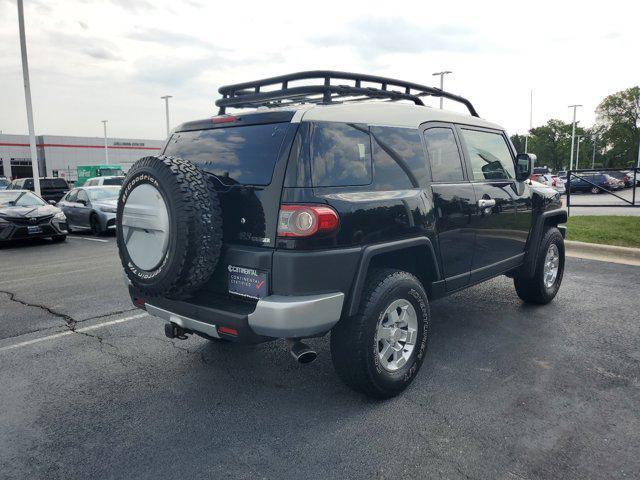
[595,86,640,168]
[522,119,586,171]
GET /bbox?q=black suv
[117,72,567,398]
[7,177,69,203]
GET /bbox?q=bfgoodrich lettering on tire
[116,155,223,299]
[330,269,430,399]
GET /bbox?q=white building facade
[0,134,165,180]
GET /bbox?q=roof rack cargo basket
[216,70,479,117]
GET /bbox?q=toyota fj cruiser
[117,71,567,398]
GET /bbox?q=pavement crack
[0,290,77,329]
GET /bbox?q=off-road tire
[330,269,430,399]
[117,155,223,299]
[514,227,564,304]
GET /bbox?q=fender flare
[345,237,441,317]
[523,209,568,277]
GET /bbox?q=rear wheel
[590,186,599,194]
[514,227,565,304]
[331,269,430,399]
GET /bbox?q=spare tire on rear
[117,155,222,299]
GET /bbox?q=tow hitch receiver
[164,322,188,340]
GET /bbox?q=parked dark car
[57,186,119,235]
[0,190,68,242]
[7,177,69,203]
[567,173,624,193]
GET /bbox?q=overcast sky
[0,0,637,140]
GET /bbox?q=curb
[565,240,640,266]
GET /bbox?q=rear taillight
[552,178,557,186]
[277,204,339,237]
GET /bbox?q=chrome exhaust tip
[287,340,317,364]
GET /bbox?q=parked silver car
[57,186,119,235]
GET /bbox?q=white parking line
[0,312,148,353]
[68,236,109,243]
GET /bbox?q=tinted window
[164,123,290,186]
[103,177,124,186]
[310,122,372,187]
[370,126,428,189]
[423,128,464,182]
[41,178,68,189]
[461,129,516,181]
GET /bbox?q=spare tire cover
[117,155,222,299]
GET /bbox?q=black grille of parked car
[5,215,54,226]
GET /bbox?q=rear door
[423,123,476,292]
[457,126,532,280]
[75,189,92,228]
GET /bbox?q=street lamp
[592,135,597,169]
[525,89,533,153]
[101,120,109,165]
[432,71,452,109]
[16,0,41,196]
[161,95,172,138]
[568,104,582,171]
[575,135,583,170]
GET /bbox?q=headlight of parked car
[53,211,66,221]
[99,206,117,213]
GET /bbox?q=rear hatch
[163,111,297,298]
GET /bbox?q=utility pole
[161,95,172,138]
[17,0,41,196]
[525,89,533,153]
[432,71,452,109]
[568,104,582,171]
[575,136,583,170]
[101,120,109,165]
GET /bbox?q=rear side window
[65,190,78,202]
[310,122,372,187]
[370,126,428,189]
[423,128,465,182]
[164,123,290,186]
[461,129,515,181]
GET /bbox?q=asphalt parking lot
[567,188,640,216]
[1,234,639,480]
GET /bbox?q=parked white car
[83,176,124,186]
[532,173,566,194]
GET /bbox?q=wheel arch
[522,209,567,277]
[346,237,441,317]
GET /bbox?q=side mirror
[48,200,57,206]
[515,153,535,182]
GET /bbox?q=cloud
[310,17,483,58]
[78,20,89,30]
[127,27,214,49]
[83,46,121,61]
[44,31,122,61]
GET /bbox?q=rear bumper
[132,287,344,342]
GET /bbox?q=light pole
[432,71,452,109]
[568,104,582,171]
[161,95,172,138]
[524,89,533,153]
[575,136,583,170]
[592,135,597,169]
[101,120,109,165]
[16,0,41,196]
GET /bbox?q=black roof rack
[216,70,479,117]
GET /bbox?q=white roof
[285,102,504,131]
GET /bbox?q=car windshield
[0,179,9,187]
[87,186,120,201]
[0,191,45,207]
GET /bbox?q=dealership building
[0,133,165,181]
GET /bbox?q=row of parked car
[529,169,638,195]
[0,176,122,244]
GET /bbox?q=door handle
[477,199,496,208]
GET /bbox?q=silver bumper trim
[248,292,345,338]
[145,303,221,338]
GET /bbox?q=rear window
[41,178,68,189]
[103,177,124,186]
[164,123,290,186]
